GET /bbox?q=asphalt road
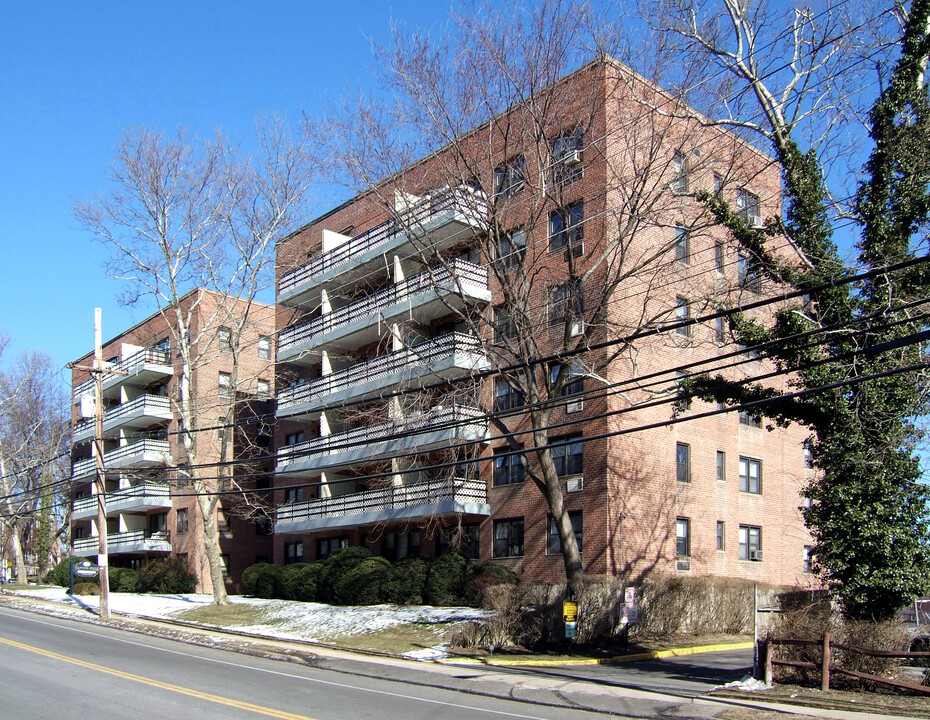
[0,606,614,720]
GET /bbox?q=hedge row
[45,557,197,594]
[240,548,516,607]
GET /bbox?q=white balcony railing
[74,348,172,399]
[73,529,171,555]
[278,260,488,358]
[72,482,172,520]
[278,186,487,303]
[73,394,172,442]
[276,332,486,416]
[276,476,488,528]
[72,439,172,480]
[277,406,487,473]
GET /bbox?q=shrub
[316,547,372,603]
[836,619,909,680]
[425,552,474,606]
[280,562,322,602]
[44,557,92,587]
[467,562,518,606]
[332,556,392,605]
[137,557,198,594]
[108,567,139,593]
[383,556,430,605]
[635,575,757,638]
[240,563,283,598]
[73,582,99,596]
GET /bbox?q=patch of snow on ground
[8,587,489,644]
[713,674,771,691]
[404,645,451,661]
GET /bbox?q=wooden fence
[760,633,930,695]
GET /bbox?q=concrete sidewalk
[0,591,917,720]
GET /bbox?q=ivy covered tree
[660,0,930,621]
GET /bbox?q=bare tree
[307,0,775,596]
[75,121,316,603]
[0,345,70,584]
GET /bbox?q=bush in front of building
[382,555,431,605]
[424,551,474,606]
[332,556,392,605]
[240,563,284,598]
[467,561,518,605]
[316,546,374,603]
[43,557,92,586]
[108,567,140,593]
[280,562,322,602]
[137,557,198,594]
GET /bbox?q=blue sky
[0,1,452,383]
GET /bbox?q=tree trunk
[11,521,28,585]
[197,493,228,604]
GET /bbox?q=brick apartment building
[269,58,815,588]
[69,289,276,589]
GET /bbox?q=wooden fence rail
[761,633,930,695]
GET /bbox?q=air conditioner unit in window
[750,550,764,561]
[566,475,584,492]
[563,150,583,166]
[566,398,583,414]
[677,559,691,571]
[570,320,584,337]
[750,215,764,229]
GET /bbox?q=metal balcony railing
[279,186,487,297]
[72,482,171,517]
[276,476,487,525]
[277,332,485,413]
[72,439,172,480]
[73,394,172,440]
[72,529,171,554]
[278,259,488,355]
[276,405,486,469]
[74,348,172,398]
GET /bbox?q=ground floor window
[384,530,421,561]
[739,525,762,560]
[316,537,347,560]
[547,511,582,554]
[284,541,304,564]
[493,518,524,558]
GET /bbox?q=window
[384,530,421,561]
[675,297,691,336]
[547,511,583,554]
[551,127,583,184]
[285,541,304,564]
[739,456,762,494]
[676,442,691,483]
[150,512,167,534]
[803,545,813,573]
[255,513,272,536]
[715,315,726,343]
[258,336,272,360]
[671,152,689,193]
[549,202,584,256]
[218,509,232,535]
[316,537,347,560]
[552,434,583,477]
[737,188,761,224]
[220,554,230,578]
[493,446,525,486]
[494,155,526,198]
[74,526,85,539]
[285,431,305,446]
[549,362,583,399]
[494,305,515,342]
[675,227,690,264]
[548,278,583,328]
[218,372,232,397]
[713,174,723,197]
[493,518,525,557]
[739,410,762,428]
[716,450,726,482]
[716,521,726,551]
[804,442,814,469]
[494,376,525,412]
[256,379,270,400]
[739,525,762,560]
[284,486,304,504]
[714,242,725,274]
[176,508,188,534]
[218,326,232,352]
[738,251,762,292]
[439,524,480,559]
[676,517,691,560]
[497,228,526,267]
[154,336,170,353]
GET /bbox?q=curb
[440,641,755,667]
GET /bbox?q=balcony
[276,406,489,476]
[72,439,172,481]
[276,333,489,420]
[278,260,491,363]
[73,348,173,402]
[275,476,489,534]
[72,482,173,521]
[73,529,172,556]
[279,186,488,308]
[73,394,173,443]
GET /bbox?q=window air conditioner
[570,320,584,337]
[750,215,764,229]
[566,475,584,492]
[563,150,583,166]
[750,550,763,561]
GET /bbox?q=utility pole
[68,309,127,621]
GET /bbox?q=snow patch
[714,674,772,691]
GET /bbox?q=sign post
[563,600,578,647]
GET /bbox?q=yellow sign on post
[563,600,578,623]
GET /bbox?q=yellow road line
[0,635,318,720]
[442,641,755,667]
